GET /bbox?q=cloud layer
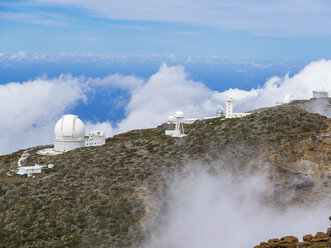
[115,60,331,134]
[1,59,330,154]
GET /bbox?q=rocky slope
[0,102,330,248]
[254,226,331,248]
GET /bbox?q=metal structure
[165,111,187,137]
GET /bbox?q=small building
[85,131,106,147]
[17,165,43,177]
[313,88,328,98]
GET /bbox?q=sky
[1,0,331,59]
[0,0,331,154]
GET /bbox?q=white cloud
[0,75,86,154]
[0,11,71,26]
[87,74,144,91]
[115,63,221,133]
[29,0,331,36]
[113,60,330,134]
[9,51,27,60]
[1,59,330,154]
[85,121,114,137]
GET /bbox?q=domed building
[54,115,86,152]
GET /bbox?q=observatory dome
[174,111,184,118]
[54,115,85,152]
[216,109,224,117]
[54,115,85,140]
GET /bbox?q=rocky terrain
[0,101,330,248]
[254,226,331,248]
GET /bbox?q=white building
[85,131,106,147]
[54,115,86,152]
[54,114,105,152]
[275,94,294,106]
[165,111,187,137]
[226,97,251,118]
[313,88,328,98]
[17,165,42,177]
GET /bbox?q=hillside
[0,104,330,248]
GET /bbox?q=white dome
[54,115,85,141]
[216,109,224,117]
[174,111,184,118]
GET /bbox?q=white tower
[226,97,233,118]
[165,111,186,137]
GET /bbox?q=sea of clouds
[0,59,330,154]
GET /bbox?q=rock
[254,218,331,248]
[254,236,298,248]
[303,234,313,242]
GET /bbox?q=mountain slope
[0,104,330,248]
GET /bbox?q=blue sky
[1,0,331,59]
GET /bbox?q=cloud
[0,11,71,26]
[85,121,114,137]
[115,63,221,133]
[26,0,331,36]
[9,51,27,60]
[87,74,144,91]
[113,60,331,134]
[0,75,86,154]
[143,164,330,248]
[1,59,330,154]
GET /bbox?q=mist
[143,164,330,248]
[307,99,331,118]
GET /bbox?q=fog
[143,164,330,248]
[308,99,331,118]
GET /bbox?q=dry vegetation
[0,105,330,248]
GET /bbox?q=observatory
[17,165,42,177]
[275,94,294,105]
[53,114,106,153]
[283,94,294,104]
[313,88,328,98]
[54,115,86,152]
[216,109,224,118]
[226,97,251,118]
[165,111,187,137]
